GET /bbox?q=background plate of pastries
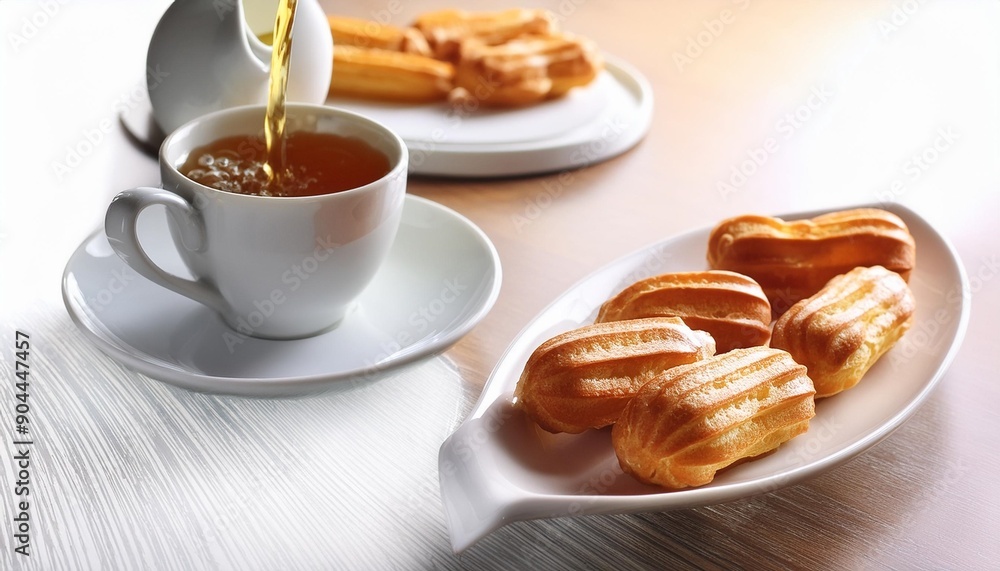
[323,9,653,177]
[438,203,970,552]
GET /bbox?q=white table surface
[1,1,999,569]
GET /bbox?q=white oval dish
[63,195,501,396]
[438,202,970,553]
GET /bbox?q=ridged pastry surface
[453,33,603,107]
[514,317,716,434]
[327,15,432,55]
[412,8,558,61]
[771,265,915,398]
[707,208,916,314]
[612,347,815,489]
[596,270,771,353]
[328,46,454,103]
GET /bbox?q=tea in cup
[105,104,408,339]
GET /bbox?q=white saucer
[62,195,501,396]
[438,202,970,552]
[329,56,654,178]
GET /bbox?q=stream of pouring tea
[263,0,298,188]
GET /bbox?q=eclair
[327,15,432,56]
[770,265,915,398]
[328,45,454,103]
[707,208,916,314]
[452,33,603,107]
[530,33,603,98]
[514,317,716,434]
[412,8,558,61]
[613,347,816,489]
[596,270,771,353]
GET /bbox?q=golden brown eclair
[770,265,915,398]
[451,33,602,107]
[706,208,916,315]
[452,37,550,107]
[613,347,816,489]
[328,45,454,103]
[327,15,431,55]
[412,8,558,61]
[530,33,603,98]
[514,317,716,434]
[596,270,771,353]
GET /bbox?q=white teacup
[105,104,407,339]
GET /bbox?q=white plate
[121,56,653,178]
[62,195,501,396]
[438,202,970,552]
[327,56,654,178]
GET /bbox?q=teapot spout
[242,0,334,105]
[146,0,332,133]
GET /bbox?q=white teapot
[146,0,333,133]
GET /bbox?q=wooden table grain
[1,0,997,569]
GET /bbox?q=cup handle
[105,187,227,314]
